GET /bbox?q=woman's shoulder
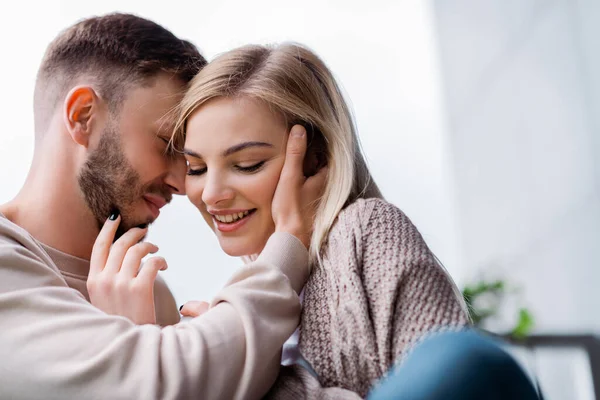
[335,198,415,233]
[327,197,429,255]
[336,197,390,221]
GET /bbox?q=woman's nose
[201,172,235,206]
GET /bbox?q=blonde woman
[174,43,470,397]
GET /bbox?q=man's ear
[63,86,100,147]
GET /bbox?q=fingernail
[292,127,305,137]
[109,209,120,221]
[179,305,184,312]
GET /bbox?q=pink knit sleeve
[298,198,469,397]
[356,199,470,363]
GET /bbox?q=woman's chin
[219,239,266,258]
[222,247,248,258]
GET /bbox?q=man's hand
[271,125,328,248]
[87,214,167,325]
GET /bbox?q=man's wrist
[256,232,310,293]
[275,224,309,248]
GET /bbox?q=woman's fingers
[119,242,160,278]
[279,125,307,189]
[271,125,310,245]
[180,301,210,317]
[103,227,148,274]
[88,214,162,326]
[135,256,168,285]
[304,165,328,210]
[90,214,121,278]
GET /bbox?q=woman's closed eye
[235,161,265,173]
[187,164,207,176]
[186,161,266,176]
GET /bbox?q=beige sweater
[37,241,181,327]
[266,198,469,399]
[0,212,309,400]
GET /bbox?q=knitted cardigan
[265,198,469,399]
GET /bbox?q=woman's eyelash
[187,167,207,176]
[235,161,265,173]
[186,161,265,176]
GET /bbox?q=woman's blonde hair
[173,43,382,264]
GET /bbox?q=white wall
[0,1,457,305]
[432,0,600,333]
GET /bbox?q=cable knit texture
[266,198,469,399]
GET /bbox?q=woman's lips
[212,209,256,233]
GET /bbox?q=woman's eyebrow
[182,148,202,159]
[222,141,273,156]
[183,141,274,159]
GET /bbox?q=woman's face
[184,97,288,256]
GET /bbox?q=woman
[173,43,469,397]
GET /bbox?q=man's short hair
[34,13,206,135]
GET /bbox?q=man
[0,13,324,399]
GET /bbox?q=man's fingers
[120,242,160,278]
[135,256,167,285]
[180,301,210,318]
[90,215,121,277]
[104,227,148,274]
[280,124,307,182]
[304,166,328,205]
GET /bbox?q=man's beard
[78,126,171,240]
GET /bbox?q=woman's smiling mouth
[209,209,257,232]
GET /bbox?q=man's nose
[165,155,187,196]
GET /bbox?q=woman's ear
[63,86,99,147]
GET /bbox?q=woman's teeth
[214,210,251,223]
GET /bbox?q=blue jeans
[368,330,540,400]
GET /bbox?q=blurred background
[0,1,597,398]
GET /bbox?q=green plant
[462,279,534,340]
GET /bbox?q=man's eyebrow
[182,141,274,159]
[155,117,176,137]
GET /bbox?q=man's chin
[113,217,153,240]
[135,221,151,230]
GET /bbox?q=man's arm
[0,231,307,400]
[0,124,326,400]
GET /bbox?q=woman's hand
[271,125,328,248]
[87,213,167,325]
[179,301,210,318]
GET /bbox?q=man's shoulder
[0,214,66,292]
[0,213,46,258]
[0,213,20,242]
